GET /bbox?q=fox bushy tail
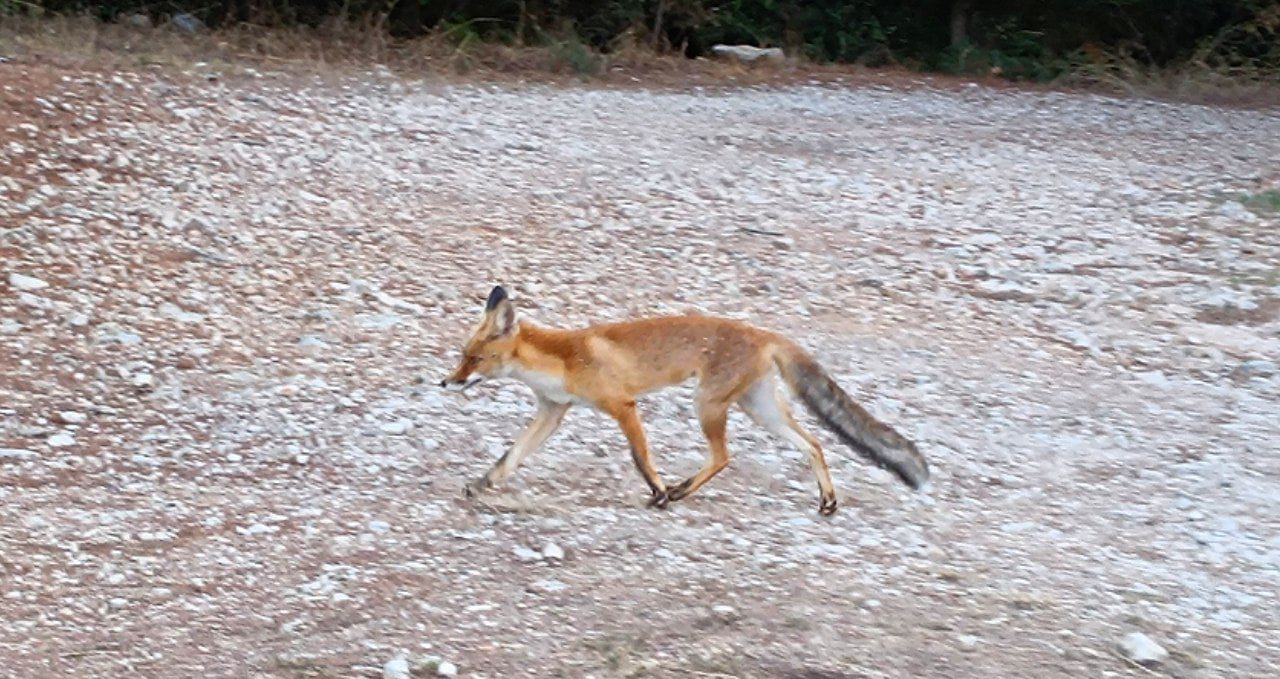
[776,346,929,489]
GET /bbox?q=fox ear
[484,286,508,311]
[483,286,516,337]
[490,298,516,337]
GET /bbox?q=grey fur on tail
[779,350,930,489]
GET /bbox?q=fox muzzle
[440,375,483,392]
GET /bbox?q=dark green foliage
[7,0,1279,80]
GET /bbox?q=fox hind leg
[666,400,731,503]
[739,378,838,515]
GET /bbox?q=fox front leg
[464,401,569,497]
[600,399,669,508]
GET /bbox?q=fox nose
[438,379,448,388]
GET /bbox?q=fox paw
[647,489,670,509]
[818,495,838,516]
[666,479,694,502]
[463,477,491,499]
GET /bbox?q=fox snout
[440,374,483,391]
[440,359,479,390]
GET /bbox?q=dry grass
[1,14,422,73]
[1064,19,1280,110]
[1061,5,1280,108]
[4,15,1278,105]
[1066,58,1280,108]
[0,15,1063,94]
[0,14,834,88]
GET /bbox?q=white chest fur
[505,366,584,405]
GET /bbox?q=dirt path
[2,60,1278,678]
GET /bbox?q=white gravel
[2,63,1278,677]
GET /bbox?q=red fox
[441,286,928,515]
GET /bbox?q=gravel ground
[2,61,1279,678]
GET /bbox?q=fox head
[440,285,519,391]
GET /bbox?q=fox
[440,286,929,515]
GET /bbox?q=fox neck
[503,323,580,404]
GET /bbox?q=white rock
[541,542,565,560]
[380,419,413,435]
[356,314,405,330]
[0,448,37,460]
[1133,371,1170,387]
[974,279,1033,301]
[436,660,458,676]
[383,655,410,679]
[1235,359,1277,378]
[1062,330,1102,357]
[530,578,568,593]
[1200,288,1257,311]
[99,329,142,345]
[1116,632,1168,666]
[710,44,785,64]
[513,546,542,562]
[47,433,75,448]
[158,302,204,323]
[8,273,48,291]
[55,411,87,425]
[298,335,327,348]
[1216,200,1257,222]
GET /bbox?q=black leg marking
[464,475,492,499]
[667,478,695,501]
